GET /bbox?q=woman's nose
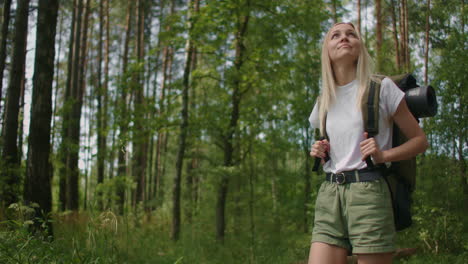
[339,35,349,42]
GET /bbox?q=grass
[0,209,466,264]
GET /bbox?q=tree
[216,0,251,241]
[0,0,30,209]
[96,0,108,210]
[24,0,59,235]
[375,0,383,71]
[172,0,200,241]
[0,0,12,119]
[131,0,148,208]
[116,0,134,214]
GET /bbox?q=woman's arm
[360,98,429,163]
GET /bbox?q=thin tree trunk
[96,0,105,210]
[390,0,401,70]
[59,0,77,211]
[0,0,11,121]
[18,42,27,163]
[375,0,382,72]
[104,0,110,177]
[23,0,59,235]
[303,127,312,233]
[67,0,89,211]
[132,0,147,208]
[424,0,431,85]
[0,0,30,208]
[51,7,64,151]
[248,152,256,263]
[399,0,406,71]
[172,0,200,241]
[216,0,250,241]
[149,3,163,206]
[185,24,199,224]
[404,0,409,70]
[357,0,361,34]
[117,0,134,214]
[155,0,176,209]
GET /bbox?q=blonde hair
[318,22,379,136]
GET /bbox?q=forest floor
[1,210,467,264]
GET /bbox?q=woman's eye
[331,34,339,39]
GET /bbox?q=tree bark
[116,0,134,214]
[96,0,106,210]
[357,0,361,34]
[390,0,401,70]
[132,0,148,208]
[216,1,250,241]
[155,0,176,209]
[0,0,11,119]
[59,0,78,211]
[424,0,431,85]
[23,0,59,235]
[375,0,382,72]
[66,0,89,211]
[172,0,200,241]
[0,0,30,208]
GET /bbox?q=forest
[0,0,466,263]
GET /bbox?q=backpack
[364,74,417,231]
[312,74,429,231]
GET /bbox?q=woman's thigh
[356,253,393,264]
[308,242,348,264]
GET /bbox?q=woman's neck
[332,63,357,86]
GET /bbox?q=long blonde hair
[318,22,379,136]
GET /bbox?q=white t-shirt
[309,78,405,173]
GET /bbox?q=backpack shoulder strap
[317,95,329,140]
[362,77,383,168]
[362,79,382,137]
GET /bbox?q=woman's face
[327,23,361,65]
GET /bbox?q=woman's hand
[310,139,330,162]
[360,132,385,164]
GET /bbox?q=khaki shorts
[311,178,396,254]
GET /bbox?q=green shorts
[311,177,396,254]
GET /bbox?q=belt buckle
[335,172,346,184]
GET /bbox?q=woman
[307,22,428,264]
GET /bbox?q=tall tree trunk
[51,7,64,150]
[155,0,176,209]
[303,127,312,233]
[424,0,431,85]
[404,0,409,70]
[399,0,406,71]
[375,0,382,72]
[390,0,401,70]
[18,43,27,163]
[0,0,11,120]
[216,1,250,241]
[357,0,361,34]
[148,0,166,210]
[67,0,89,211]
[172,0,200,241]
[116,0,134,214]
[0,0,30,209]
[23,0,59,236]
[185,12,200,224]
[132,0,147,208]
[96,0,108,210]
[104,0,110,182]
[59,0,78,211]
